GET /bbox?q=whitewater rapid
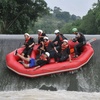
[0,89,100,100]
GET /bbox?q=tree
[71,14,77,21]
[0,0,50,34]
[53,6,62,15]
[64,1,100,35]
[32,15,63,34]
[79,1,100,34]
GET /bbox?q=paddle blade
[87,38,96,43]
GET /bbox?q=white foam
[0,89,100,100]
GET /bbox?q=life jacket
[38,33,42,39]
[25,37,31,43]
[44,40,51,47]
[59,34,63,41]
[40,54,47,61]
[61,44,69,50]
[76,32,86,43]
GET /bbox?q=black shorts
[22,47,33,57]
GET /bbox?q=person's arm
[38,42,46,54]
[52,36,58,43]
[68,54,72,62]
[67,47,72,62]
[52,36,60,46]
[54,47,58,53]
[51,42,58,53]
[16,52,30,62]
[29,38,35,48]
[29,42,35,48]
[33,65,41,70]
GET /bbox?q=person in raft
[54,39,72,62]
[37,29,46,44]
[22,33,35,58]
[52,29,67,47]
[14,50,50,69]
[72,28,86,57]
[42,36,58,59]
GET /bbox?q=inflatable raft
[6,40,94,78]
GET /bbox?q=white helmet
[38,29,43,33]
[24,33,30,37]
[44,36,49,40]
[63,39,68,43]
[54,29,60,34]
[45,52,50,57]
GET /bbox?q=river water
[0,34,100,99]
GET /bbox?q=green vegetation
[32,6,80,34]
[0,0,100,34]
[65,1,100,34]
[0,0,50,34]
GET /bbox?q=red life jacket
[59,34,63,41]
[44,40,51,47]
[25,37,31,43]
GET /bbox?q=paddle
[87,38,96,43]
[70,38,96,53]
